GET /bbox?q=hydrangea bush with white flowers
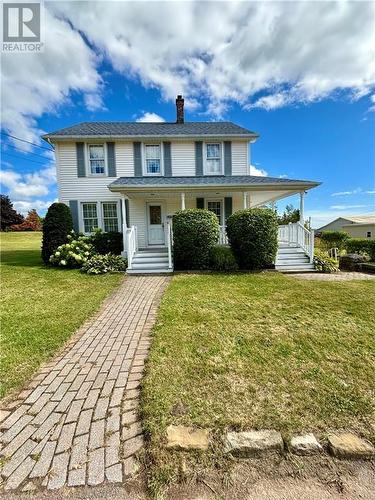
[49,232,95,268]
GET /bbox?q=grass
[0,232,122,398]
[142,272,375,493]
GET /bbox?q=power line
[3,143,52,160]
[1,132,54,151]
[2,152,50,165]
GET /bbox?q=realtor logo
[2,2,44,52]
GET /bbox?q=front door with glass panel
[147,203,165,245]
[206,200,223,226]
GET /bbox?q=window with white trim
[205,143,222,174]
[82,203,99,233]
[145,144,161,174]
[206,200,223,225]
[102,202,119,232]
[88,144,105,175]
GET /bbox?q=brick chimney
[176,95,184,124]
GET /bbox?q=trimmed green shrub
[226,208,278,270]
[346,238,375,261]
[320,230,349,251]
[42,203,73,263]
[313,249,339,273]
[209,246,238,272]
[172,209,220,270]
[339,253,369,271]
[49,233,95,268]
[90,229,123,255]
[81,254,127,275]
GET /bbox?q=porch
[107,175,318,274]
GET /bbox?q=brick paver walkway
[0,276,170,492]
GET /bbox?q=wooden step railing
[278,222,314,263]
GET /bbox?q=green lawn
[142,273,375,492]
[0,232,122,398]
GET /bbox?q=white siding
[232,141,249,175]
[171,141,195,176]
[57,142,132,204]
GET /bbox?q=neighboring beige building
[317,215,375,239]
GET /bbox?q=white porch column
[248,192,252,208]
[243,192,248,209]
[121,196,128,257]
[299,191,305,224]
[181,192,186,210]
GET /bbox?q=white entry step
[276,243,315,272]
[127,248,173,275]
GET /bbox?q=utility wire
[1,132,54,151]
[3,143,52,160]
[2,152,50,165]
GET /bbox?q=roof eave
[108,181,321,193]
[42,133,259,142]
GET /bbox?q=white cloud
[13,199,57,215]
[250,165,268,177]
[136,112,166,123]
[1,8,101,149]
[0,165,56,200]
[365,190,375,194]
[331,188,362,196]
[51,1,375,116]
[330,204,369,210]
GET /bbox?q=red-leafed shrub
[11,209,42,231]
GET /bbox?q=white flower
[60,260,66,266]
[55,251,61,257]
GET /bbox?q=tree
[11,209,42,231]
[277,204,300,225]
[42,203,73,263]
[0,195,24,231]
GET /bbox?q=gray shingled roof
[109,175,320,189]
[43,121,258,139]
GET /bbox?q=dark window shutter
[195,141,203,176]
[69,200,79,232]
[163,142,172,177]
[224,141,232,176]
[133,142,142,176]
[196,197,204,209]
[125,199,130,228]
[107,142,116,177]
[224,197,232,222]
[76,143,86,177]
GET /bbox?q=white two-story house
[43,95,320,274]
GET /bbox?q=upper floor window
[89,144,105,175]
[205,143,222,175]
[145,144,161,175]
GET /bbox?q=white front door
[147,203,165,246]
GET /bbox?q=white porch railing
[219,225,229,245]
[166,219,173,270]
[278,222,315,263]
[126,225,138,270]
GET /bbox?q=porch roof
[108,175,320,192]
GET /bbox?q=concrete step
[127,269,173,275]
[132,256,169,264]
[131,262,170,270]
[276,259,310,266]
[276,263,314,270]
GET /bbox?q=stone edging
[166,425,375,460]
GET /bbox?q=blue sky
[1,1,374,227]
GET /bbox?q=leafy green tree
[0,195,24,230]
[42,203,73,263]
[277,204,300,225]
